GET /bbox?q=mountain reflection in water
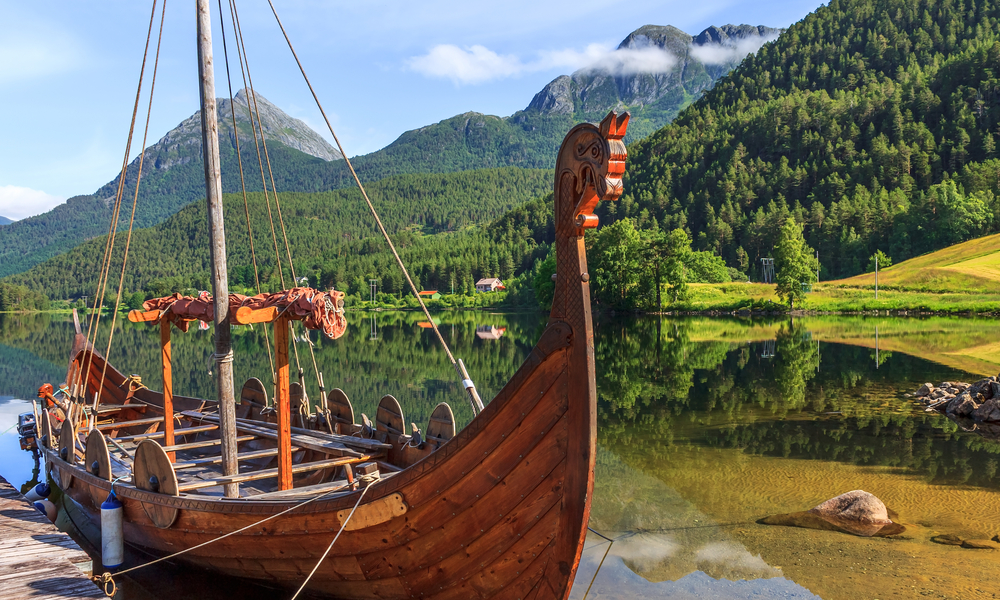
[1,312,999,599]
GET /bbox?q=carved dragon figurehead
[554,111,630,236]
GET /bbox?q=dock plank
[0,475,103,599]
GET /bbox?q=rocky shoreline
[911,374,1000,437]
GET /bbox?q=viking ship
[32,1,630,598]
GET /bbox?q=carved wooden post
[160,320,175,462]
[275,315,293,490]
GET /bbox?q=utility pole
[875,254,878,299]
[197,0,238,497]
[369,278,377,303]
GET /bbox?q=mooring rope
[289,478,375,599]
[265,0,485,414]
[91,481,366,597]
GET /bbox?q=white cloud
[407,43,677,85]
[0,186,64,220]
[407,45,523,85]
[689,33,780,66]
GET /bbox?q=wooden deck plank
[0,475,103,599]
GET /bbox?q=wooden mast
[196,0,239,498]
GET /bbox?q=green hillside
[829,231,1000,291]
[0,216,12,225]
[6,168,554,300]
[610,0,1000,281]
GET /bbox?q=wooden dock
[0,475,104,599]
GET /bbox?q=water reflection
[2,312,1000,598]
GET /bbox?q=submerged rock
[961,539,1000,550]
[931,534,964,546]
[758,490,904,538]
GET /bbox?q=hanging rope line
[217,0,277,387]
[264,0,485,414]
[94,0,168,409]
[290,481,374,600]
[75,0,161,405]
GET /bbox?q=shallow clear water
[1,312,998,599]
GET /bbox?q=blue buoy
[24,482,51,502]
[100,491,124,569]
[33,499,57,522]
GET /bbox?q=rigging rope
[265,0,485,414]
[217,0,276,386]
[229,0,324,406]
[94,0,168,409]
[75,0,161,406]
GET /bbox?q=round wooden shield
[376,395,405,437]
[326,389,355,425]
[427,402,457,446]
[39,409,54,450]
[133,439,179,529]
[84,429,112,507]
[240,377,267,407]
[57,419,77,489]
[238,377,267,419]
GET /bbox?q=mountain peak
[525,23,781,120]
[137,89,341,175]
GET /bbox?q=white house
[474,278,505,293]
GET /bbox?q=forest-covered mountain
[6,168,554,300]
[0,216,12,226]
[0,23,774,281]
[606,0,1000,280]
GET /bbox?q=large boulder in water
[758,490,904,538]
[810,490,891,524]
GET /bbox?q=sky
[0,0,822,221]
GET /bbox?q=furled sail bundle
[139,287,347,339]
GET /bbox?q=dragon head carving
[554,111,629,233]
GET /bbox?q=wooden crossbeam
[160,435,255,453]
[177,455,367,492]
[173,447,300,470]
[113,424,217,442]
[247,479,351,500]
[95,416,165,431]
[127,309,162,323]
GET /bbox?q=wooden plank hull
[43,112,630,599]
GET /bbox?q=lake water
[1,311,999,599]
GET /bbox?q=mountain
[609,0,1000,280]
[349,24,781,174]
[0,216,12,225]
[0,90,340,279]
[523,24,780,141]
[0,23,775,281]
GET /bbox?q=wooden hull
[43,112,629,599]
